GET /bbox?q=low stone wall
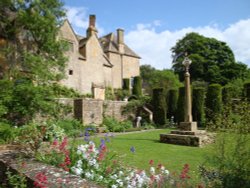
[0,150,102,188]
[104,101,128,121]
[74,99,128,125]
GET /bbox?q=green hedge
[167,89,178,122]
[206,84,222,121]
[222,86,234,106]
[243,82,250,101]
[132,76,142,97]
[123,78,130,92]
[177,87,185,123]
[152,88,166,126]
[192,87,205,127]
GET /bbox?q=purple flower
[130,146,135,153]
[99,139,106,150]
[84,131,90,136]
[105,137,110,142]
[84,136,90,142]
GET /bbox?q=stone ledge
[160,134,200,147]
[0,151,102,188]
[160,132,215,147]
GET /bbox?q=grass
[74,129,213,182]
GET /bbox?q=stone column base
[179,122,197,131]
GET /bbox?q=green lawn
[74,129,213,182]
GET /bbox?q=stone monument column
[184,64,192,122]
[179,56,197,131]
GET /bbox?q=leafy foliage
[203,101,250,187]
[140,65,182,94]
[167,89,178,122]
[205,84,222,122]
[132,76,142,97]
[243,82,250,100]
[0,0,67,82]
[171,32,248,85]
[152,88,167,126]
[192,87,205,127]
[176,87,185,123]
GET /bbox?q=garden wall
[74,99,128,125]
[0,149,102,188]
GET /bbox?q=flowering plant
[36,137,71,171]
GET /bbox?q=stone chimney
[87,15,98,38]
[117,28,124,54]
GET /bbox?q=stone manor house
[59,15,141,98]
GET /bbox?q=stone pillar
[179,56,197,131]
[184,71,193,122]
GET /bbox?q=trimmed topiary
[132,76,142,97]
[243,82,250,101]
[167,89,178,122]
[177,87,185,123]
[123,78,130,92]
[152,88,166,126]
[206,84,222,121]
[192,87,205,127]
[222,85,234,106]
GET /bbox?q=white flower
[111,185,118,188]
[124,176,130,181]
[94,163,99,169]
[150,167,155,174]
[118,171,124,176]
[164,169,170,175]
[71,167,82,175]
[88,159,97,166]
[111,174,118,179]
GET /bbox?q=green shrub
[105,87,115,100]
[114,88,129,100]
[102,117,121,132]
[120,120,133,130]
[167,89,178,122]
[0,122,17,144]
[55,118,84,137]
[206,84,222,122]
[123,78,130,93]
[192,87,205,127]
[152,88,167,126]
[243,82,250,100]
[202,101,250,188]
[177,87,185,123]
[132,76,142,97]
[222,85,234,106]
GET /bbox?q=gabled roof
[99,33,140,58]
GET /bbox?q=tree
[140,65,182,94]
[171,32,248,85]
[0,0,68,125]
[0,0,67,82]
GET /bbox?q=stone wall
[104,101,128,121]
[0,150,102,188]
[74,99,128,125]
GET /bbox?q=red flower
[34,172,48,188]
[157,163,163,169]
[149,159,154,166]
